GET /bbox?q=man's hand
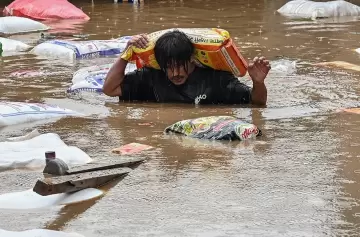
[248,56,271,84]
[127,34,149,49]
[248,56,270,106]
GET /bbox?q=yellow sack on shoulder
[121,28,248,77]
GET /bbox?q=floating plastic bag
[271,59,297,74]
[67,63,137,94]
[0,16,49,34]
[0,37,31,52]
[0,188,103,210]
[3,0,90,21]
[277,0,360,19]
[0,228,85,237]
[121,28,248,77]
[164,116,261,141]
[0,132,92,170]
[31,36,131,60]
[0,102,81,127]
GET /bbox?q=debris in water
[111,143,154,155]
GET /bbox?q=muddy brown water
[1,0,360,236]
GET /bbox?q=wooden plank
[33,167,131,196]
[66,157,145,175]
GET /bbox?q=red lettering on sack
[241,127,258,139]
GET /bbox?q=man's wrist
[252,81,265,87]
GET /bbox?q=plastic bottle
[43,151,69,176]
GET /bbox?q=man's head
[154,30,195,85]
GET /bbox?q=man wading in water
[103,30,270,105]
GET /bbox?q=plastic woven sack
[0,102,80,127]
[121,28,248,77]
[164,116,261,141]
[0,16,49,34]
[0,37,31,52]
[277,0,360,19]
[3,0,90,20]
[67,63,137,94]
[31,37,130,60]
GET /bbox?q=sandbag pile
[0,16,130,60]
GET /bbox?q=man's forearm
[251,82,267,106]
[103,58,128,96]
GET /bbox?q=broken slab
[33,167,131,196]
[67,157,145,175]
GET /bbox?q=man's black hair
[154,30,194,73]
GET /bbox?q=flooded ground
[1,0,360,236]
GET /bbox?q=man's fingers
[140,33,149,42]
[139,36,148,48]
[129,34,149,48]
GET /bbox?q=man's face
[166,61,195,86]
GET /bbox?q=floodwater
[1,0,360,236]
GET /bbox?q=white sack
[0,229,84,237]
[0,102,81,127]
[68,63,137,94]
[0,188,103,210]
[277,0,360,19]
[0,37,31,52]
[30,36,130,60]
[0,132,92,170]
[0,16,49,34]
